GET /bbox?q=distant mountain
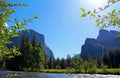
[81,30,120,60]
[8,29,54,59]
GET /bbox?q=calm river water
[0,71,120,78]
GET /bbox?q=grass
[97,68,120,74]
[40,68,120,75]
[40,69,75,73]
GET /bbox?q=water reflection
[0,71,120,78]
[12,73,120,78]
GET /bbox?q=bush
[56,65,61,69]
[83,61,89,73]
[89,64,97,74]
[83,60,97,74]
[66,67,74,73]
[101,64,108,73]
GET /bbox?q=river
[0,71,120,78]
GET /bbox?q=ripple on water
[0,71,120,78]
[73,74,120,78]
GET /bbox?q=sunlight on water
[73,74,120,78]
[0,71,120,78]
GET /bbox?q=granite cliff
[8,29,54,59]
[81,30,120,60]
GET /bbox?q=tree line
[2,32,120,73]
[4,34,46,71]
[46,48,120,73]
[0,32,120,72]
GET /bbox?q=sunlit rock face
[81,30,120,60]
[8,29,54,59]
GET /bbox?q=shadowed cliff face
[97,30,118,42]
[9,29,54,59]
[81,30,120,60]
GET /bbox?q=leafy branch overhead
[0,0,38,69]
[80,0,120,29]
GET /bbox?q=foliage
[66,67,74,73]
[60,58,67,69]
[56,65,61,69]
[103,49,120,68]
[40,69,75,73]
[80,0,120,29]
[89,60,97,73]
[6,34,46,71]
[83,61,89,73]
[40,68,120,74]
[5,73,18,78]
[83,60,97,74]
[0,0,38,69]
[101,63,108,73]
[97,68,120,74]
[72,57,83,73]
[48,54,54,69]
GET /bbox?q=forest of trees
[0,0,38,70]
[5,34,46,71]
[0,32,120,73]
[0,0,120,74]
[103,49,120,68]
[2,32,120,73]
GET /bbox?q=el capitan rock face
[81,30,120,60]
[9,29,54,59]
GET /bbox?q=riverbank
[0,71,120,78]
[0,68,120,75]
[40,68,120,75]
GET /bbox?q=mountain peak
[9,29,54,59]
[97,29,117,42]
[81,29,119,60]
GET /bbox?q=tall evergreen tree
[44,51,48,69]
[32,33,37,48]
[48,54,53,69]
[33,43,45,70]
[60,58,67,69]
[66,54,72,67]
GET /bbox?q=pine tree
[0,0,37,69]
[33,43,45,70]
[48,54,53,69]
[25,38,33,71]
[66,54,72,67]
[44,51,48,69]
[32,33,37,48]
[19,36,34,71]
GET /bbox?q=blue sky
[9,0,119,58]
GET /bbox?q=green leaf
[81,13,87,17]
[9,9,16,14]
[18,24,25,28]
[96,19,100,23]
[90,13,96,17]
[112,9,116,15]
[102,23,106,27]
[34,14,39,19]
[80,8,85,13]
[111,0,116,3]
